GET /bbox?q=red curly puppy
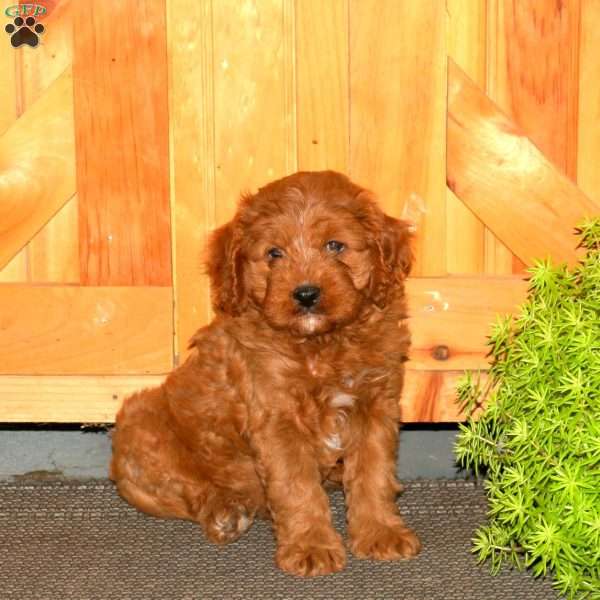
[111,170,421,576]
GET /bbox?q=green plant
[455,218,600,599]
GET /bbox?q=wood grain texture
[578,0,600,203]
[28,198,79,283]
[487,0,580,274]
[446,187,484,274]
[282,0,297,177]
[73,0,171,286]
[447,60,599,268]
[212,0,297,225]
[446,0,486,274]
[0,0,17,135]
[483,227,513,275]
[407,276,527,371]
[18,0,79,284]
[0,286,173,374]
[0,69,75,271]
[296,0,349,172]
[350,0,446,276]
[168,0,216,360]
[17,0,73,109]
[0,375,163,422]
[0,253,27,282]
[0,1,24,282]
[3,0,77,283]
[483,0,517,275]
[401,370,486,423]
[487,0,580,180]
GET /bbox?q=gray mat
[0,480,559,600]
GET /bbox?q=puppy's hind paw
[203,501,255,545]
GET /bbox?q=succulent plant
[455,219,600,599]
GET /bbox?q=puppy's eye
[267,247,284,260]
[325,240,345,254]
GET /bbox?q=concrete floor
[0,426,463,481]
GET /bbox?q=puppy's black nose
[293,285,321,308]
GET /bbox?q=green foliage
[455,219,600,599]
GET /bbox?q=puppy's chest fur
[304,353,355,446]
[278,345,399,469]
[216,312,408,469]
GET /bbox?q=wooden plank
[0,275,524,419]
[73,0,171,286]
[167,0,216,360]
[212,0,297,225]
[3,1,76,284]
[349,0,446,276]
[0,286,173,374]
[18,0,73,108]
[483,228,513,275]
[0,1,25,281]
[0,0,17,135]
[296,0,349,172]
[0,69,75,271]
[484,0,519,275]
[0,369,479,424]
[18,0,79,284]
[447,60,600,268]
[0,253,27,282]
[401,370,486,423]
[446,0,485,274]
[406,276,528,371]
[282,0,296,177]
[446,0,486,85]
[0,375,163,422]
[28,198,79,283]
[487,0,580,180]
[487,0,581,274]
[446,188,484,274]
[578,1,600,203]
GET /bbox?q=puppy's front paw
[276,539,346,576]
[350,523,421,561]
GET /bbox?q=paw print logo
[5,16,45,48]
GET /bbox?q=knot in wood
[432,345,450,361]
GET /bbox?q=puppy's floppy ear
[380,214,413,277]
[369,214,413,308]
[206,221,245,316]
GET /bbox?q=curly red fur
[111,171,421,576]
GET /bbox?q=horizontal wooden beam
[0,369,481,423]
[0,375,164,422]
[0,69,76,271]
[406,276,527,370]
[447,59,599,267]
[0,277,520,421]
[0,286,173,374]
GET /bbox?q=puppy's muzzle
[293,284,321,310]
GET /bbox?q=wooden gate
[1,0,598,422]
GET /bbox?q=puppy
[110,170,421,576]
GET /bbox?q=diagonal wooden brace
[447,59,599,268]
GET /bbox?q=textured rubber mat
[0,479,559,600]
